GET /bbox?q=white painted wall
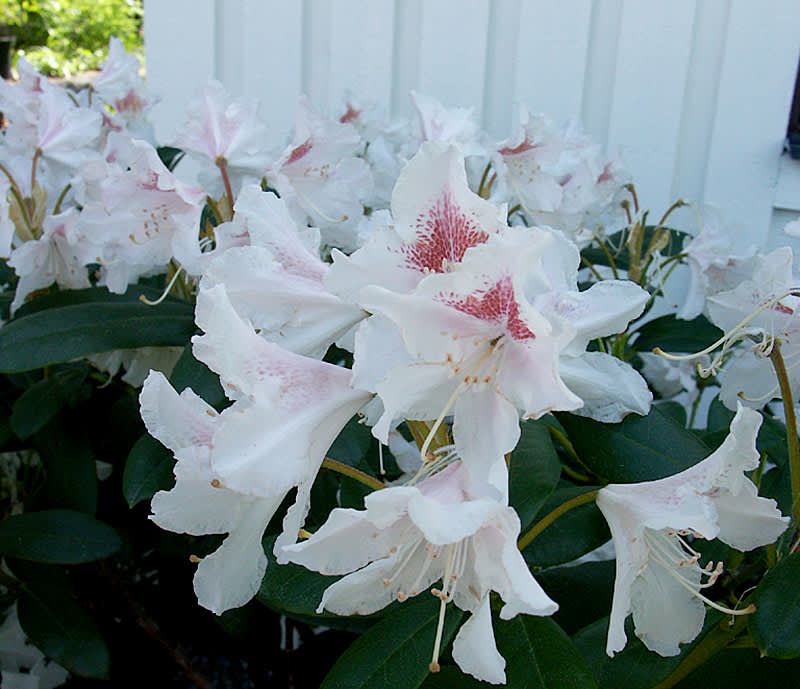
[144,0,800,247]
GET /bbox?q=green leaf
[670,648,800,688]
[319,594,464,689]
[509,418,562,532]
[419,618,599,688]
[706,397,735,433]
[10,364,89,439]
[750,552,800,658]
[122,433,175,508]
[537,560,615,635]
[494,616,599,688]
[18,580,110,678]
[0,509,121,563]
[656,400,687,427]
[581,226,689,273]
[0,287,195,372]
[34,414,98,514]
[156,145,185,172]
[168,344,228,410]
[522,485,610,568]
[557,406,711,483]
[632,314,722,354]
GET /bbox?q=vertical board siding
[606,0,695,214]
[704,0,800,247]
[243,1,302,146]
[417,0,490,112]
[514,0,592,127]
[482,0,521,139]
[329,0,395,118]
[144,0,800,243]
[143,0,215,143]
[670,0,731,206]
[580,0,623,147]
[391,0,423,117]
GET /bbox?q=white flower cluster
[0,39,791,685]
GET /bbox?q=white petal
[714,481,789,551]
[630,556,705,656]
[559,352,652,423]
[193,497,278,614]
[452,596,506,685]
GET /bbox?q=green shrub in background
[1,0,143,77]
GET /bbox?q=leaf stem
[517,489,599,550]
[321,457,385,491]
[769,342,800,522]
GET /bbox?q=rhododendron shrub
[0,38,797,689]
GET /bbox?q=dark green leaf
[0,509,121,563]
[537,560,615,634]
[557,406,711,483]
[581,226,689,273]
[522,485,610,568]
[156,145,185,171]
[328,416,374,467]
[122,433,175,508]
[706,397,735,433]
[34,414,97,514]
[493,616,598,688]
[18,580,110,678]
[750,552,800,658]
[10,364,89,439]
[510,418,562,532]
[573,616,682,689]
[671,648,800,688]
[632,314,722,354]
[0,287,194,372]
[168,344,228,410]
[320,594,464,689]
[656,400,687,427]
[756,414,789,468]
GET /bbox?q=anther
[189,554,201,563]
[210,478,221,488]
[397,591,407,602]
[382,578,390,586]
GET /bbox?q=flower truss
[0,37,797,688]
[597,405,788,656]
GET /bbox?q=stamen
[140,265,185,306]
[429,544,455,673]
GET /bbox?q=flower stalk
[769,341,800,523]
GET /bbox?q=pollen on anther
[210,478,221,488]
[189,554,201,563]
[429,662,441,673]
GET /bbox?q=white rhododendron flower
[284,461,557,684]
[706,247,800,410]
[197,184,365,358]
[677,206,756,321]
[596,405,788,657]
[140,286,372,613]
[268,97,372,252]
[325,142,507,302]
[173,79,271,194]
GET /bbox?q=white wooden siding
[144,0,800,247]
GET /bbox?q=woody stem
[769,342,800,523]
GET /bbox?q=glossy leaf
[557,406,711,483]
[168,344,228,411]
[10,364,88,439]
[537,560,615,634]
[510,418,562,532]
[750,553,800,658]
[319,594,464,689]
[18,581,110,678]
[34,414,98,514]
[0,509,121,563]
[122,433,175,508]
[0,287,194,372]
[581,226,688,273]
[522,485,610,568]
[632,314,722,354]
